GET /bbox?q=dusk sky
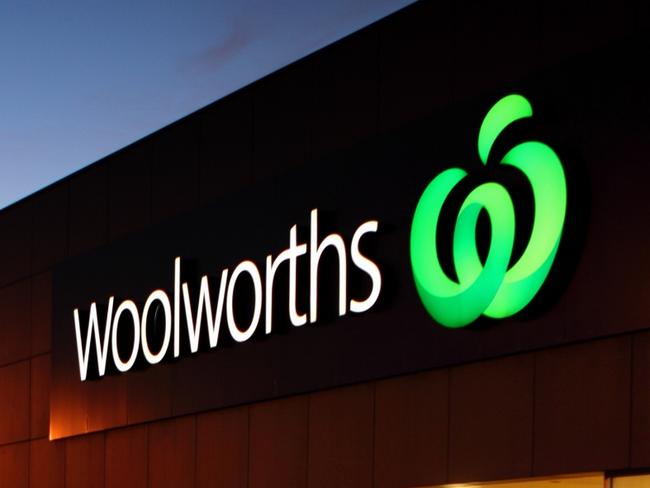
[0,0,414,209]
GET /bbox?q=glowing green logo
[410,94,567,328]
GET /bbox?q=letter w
[182,270,228,353]
[73,297,115,381]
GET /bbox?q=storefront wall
[0,1,649,486]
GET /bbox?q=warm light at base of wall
[422,473,604,488]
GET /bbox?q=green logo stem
[410,94,567,328]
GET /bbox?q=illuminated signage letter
[265,224,308,333]
[309,209,347,323]
[141,289,172,364]
[350,221,382,313]
[182,269,229,352]
[111,300,141,372]
[227,260,263,342]
[73,297,115,381]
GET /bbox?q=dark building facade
[1,1,650,487]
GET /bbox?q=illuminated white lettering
[309,209,347,323]
[72,209,383,380]
[73,297,115,381]
[350,221,382,313]
[227,260,263,342]
[288,225,308,327]
[265,224,307,333]
[174,257,181,358]
[182,270,229,352]
[111,300,141,373]
[141,289,172,365]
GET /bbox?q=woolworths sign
[410,95,567,328]
[73,209,382,381]
[52,93,576,439]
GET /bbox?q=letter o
[141,289,172,365]
[111,300,141,373]
[227,260,262,342]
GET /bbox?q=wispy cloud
[196,29,251,72]
[184,12,265,76]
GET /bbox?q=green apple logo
[410,94,567,328]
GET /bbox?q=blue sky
[0,0,414,209]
